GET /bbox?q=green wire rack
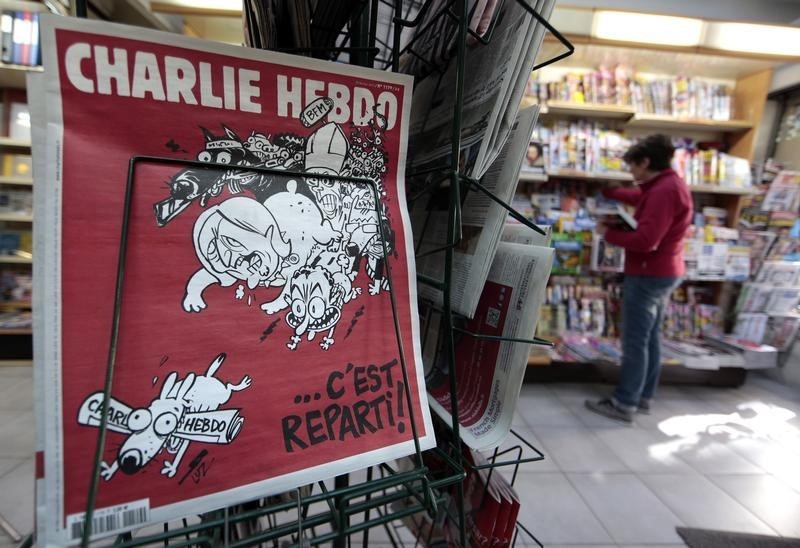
[31,1,575,547]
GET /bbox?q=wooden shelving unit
[0,255,32,264]
[541,100,635,120]
[547,168,633,182]
[0,137,31,151]
[0,213,32,222]
[688,185,758,196]
[0,63,42,89]
[0,175,32,186]
[0,328,31,335]
[627,113,753,132]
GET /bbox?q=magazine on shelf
[755,261,800,286]
[591,233,625,273]
[414,106,540,318]
[762,315,800,352]
[407,0,556,180]
[33,15,435,545]
[765,287,800,315]
[736,283,777,313]
[421,242,553,450]
[738,230,776,277]
[761,170,800,212]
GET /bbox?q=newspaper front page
[414,106,540,318]
[422,242,553,449]
[33,15,434,545]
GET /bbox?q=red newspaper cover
[35,15,433,545]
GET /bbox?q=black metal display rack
[36,1,574,546]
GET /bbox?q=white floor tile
[568,473,684,544]
[0,375,33,412]
[531,426,628,473]
[516,391,586,428]
[668,440,765,475]
[0,457,34,537]
[709,474,800,537]
[0,410,34,458]
[640,473,776,535]
[0,457,26,478]
[514,472,613,545]
[593,427,696,474]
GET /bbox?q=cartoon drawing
[260,179,341,314]
[184,197,291,313]
[77,353,251,480]
[155,104,399,349]
[284,250,361,350]
[155,126,275,226]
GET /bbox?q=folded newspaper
[33,15,434,545]
[413,106,540,318]
[421,241,553,450]
[407,0,556,180]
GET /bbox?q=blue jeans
[613,275,681,411]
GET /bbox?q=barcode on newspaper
[486,307,501,328]
[66,499,150,540]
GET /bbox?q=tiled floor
[2,366,800,547]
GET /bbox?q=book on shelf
[33,15,437,544]
[551,234,583,275]
[591,233,624,273]
[3,9,39,67]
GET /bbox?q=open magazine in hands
[593,204,638,231]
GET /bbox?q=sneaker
[585,398,633,423]
[638,399,651,415]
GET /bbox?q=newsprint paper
[32,15,434,546]
[421,242,553,450]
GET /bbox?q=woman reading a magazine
[586,134,694,423]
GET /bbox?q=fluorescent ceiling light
[704,22,800,56]
[592,10,705,47]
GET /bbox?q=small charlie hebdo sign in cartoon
[35,15,433,545]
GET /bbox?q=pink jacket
[602,169,694,277]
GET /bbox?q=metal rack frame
[27,1,574,546]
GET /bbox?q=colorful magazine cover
[34,15,434,545]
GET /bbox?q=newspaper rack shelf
[39,1,574,546]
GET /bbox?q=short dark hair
[623,134,675,171]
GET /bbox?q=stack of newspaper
[406,1,557,451]
[407,0,557,180]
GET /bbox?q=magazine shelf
[540,100,635,120]
[0,64,41,89]
[627,113,753,133]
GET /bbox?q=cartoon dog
[79,354,252,480]
[183,197,291,313]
